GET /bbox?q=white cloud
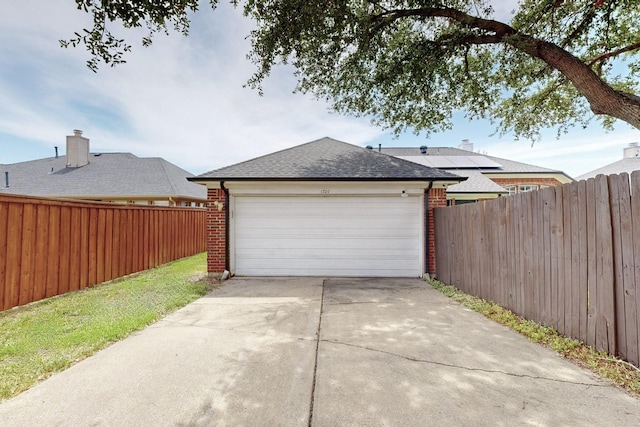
[0,0,382,172]
[1,0,638,180]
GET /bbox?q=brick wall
[206,188,226,274]
[427,188,447,276]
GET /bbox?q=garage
[190,137,463,278]
[232,195,423,276]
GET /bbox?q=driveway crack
[308,279,325,427]
[321,339,608,389]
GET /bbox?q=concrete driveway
[1,277,639,426]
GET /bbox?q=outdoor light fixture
[213,200,224,211]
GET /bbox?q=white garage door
[233,195,423,277]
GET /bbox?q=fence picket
[577,181,588,341]
[585,178,598,347]
[46,206,61,298]
[33,205,49,301]
[616,173,637,365]
[6,203,24,309]
[569,182,581,340]
[79,207,90,289]
[58,207,72,296]
[0,201,7,310]
[541,187,553,326]
[68,207,81,292]
[629,171,640,367]
[19,203,36,306]
[96,209,106,285]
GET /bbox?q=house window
[518,184,539,193]
[505,186,517,196]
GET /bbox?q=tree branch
[588,41,640,66]
[372,7,517,38]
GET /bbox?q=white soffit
[398,155,502,169]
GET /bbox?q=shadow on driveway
[1,277,638,426]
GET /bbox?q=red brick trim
[427,188,447,276]
[206,189,226,274]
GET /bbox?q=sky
[1,1,638,179]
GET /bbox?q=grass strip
[0,253,214,401]
[428,279,640,398]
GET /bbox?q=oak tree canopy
[62,0,640,139]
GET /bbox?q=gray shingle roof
[196,137,462,181]
[0,153,206,200]
[576,158,640,181]
[446,170,509,194]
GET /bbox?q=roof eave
[481,171,574,183]
[189,176,466,190]
[40,194,207,202]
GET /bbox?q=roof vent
[366,145,373,150]
[419,145,428,154]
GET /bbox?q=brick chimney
[66,129,90,167]
[623,142,640,159]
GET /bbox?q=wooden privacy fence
[0,193,206,311]
[434,172,640,368]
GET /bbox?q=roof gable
[446,170,509,193]
[197,137,461,181]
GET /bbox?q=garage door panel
[237,259,418,276]
[233,196,423,277]
[237,230,420,239]
[236,248,419,259]
[237,217,419,229]
[235,237,419,250]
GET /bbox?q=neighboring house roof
[0,153,206,201]
[576,158,640,181]
[446,170,509,194]
[380,146,569,174]
[380,146,573,194]
[194,137,464,182]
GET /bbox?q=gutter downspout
[424,181,434,277]
[220,181,230,273]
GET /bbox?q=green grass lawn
[428,279,640,398]
[0,253,213,401]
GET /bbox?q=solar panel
[397,155,502,169]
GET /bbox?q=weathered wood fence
[0,194,206,311]
[434,172,640,367]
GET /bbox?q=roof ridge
[199,136,348,175]
[157,158,181,195]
